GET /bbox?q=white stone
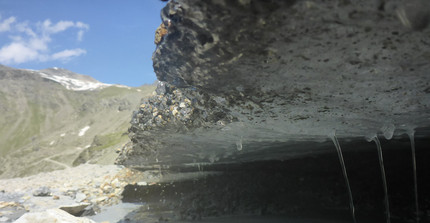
[111,178,121,188]
[14,208,95,223]
[75,192,87,202]
[137,181,148,186]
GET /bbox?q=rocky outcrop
[117,0,430,167]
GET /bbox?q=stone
[154,81,168,95]
[102,185,112,193]
[59,203,91,216]
[75,192,87,203]
[92,196,108,204]
[111,178,121,188]
[14,208,95,223]
[154,23,168,45]
[32,186,51,197]
[137,181,147,186]
[80,204,101,216]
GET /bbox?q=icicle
[236,136,243,151]
[372,136,391,223]
[408,130,419,223]
[329,130,357,223]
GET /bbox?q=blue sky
[0,0,166,86]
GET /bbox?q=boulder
[14,208,95,223]
[59,203,91,216]
[32,186,51,197]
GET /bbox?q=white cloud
[42,20,74,33]
[76,21,89,30]
[0,15,89,65]
[16,21,36,37]
[77,30,85,41]
[0,42,39,64]
[29,36,50,51]
[0,16,16,32]
[76,22,89,41]
[52,48,86,61]
[40,19,89,41]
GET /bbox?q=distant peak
[37,68,112,91]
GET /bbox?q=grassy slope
[0,76,155,178]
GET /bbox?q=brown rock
[154,23,168,45]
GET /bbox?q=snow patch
[137,89,142,92]
[39,72,112,91]
[85,144,91,149]
[78,126,90,137]
[49,141,55,146]
[112,84,132,89]
[60,133,66,137]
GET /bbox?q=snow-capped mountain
[27,67,128,91]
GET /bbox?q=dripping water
[373,136,391,223]
[329,131,357,223]
[408,130,419,222]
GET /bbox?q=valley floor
[0,164,160,223]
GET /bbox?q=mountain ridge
[0,64,155,178]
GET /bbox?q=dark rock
[32,186,51,197]
[63,189,77,198]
